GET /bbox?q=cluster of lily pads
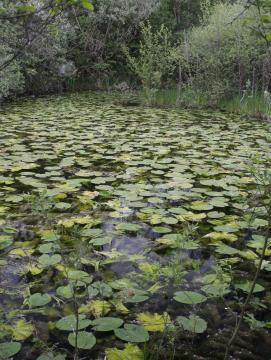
[0,93,271,359]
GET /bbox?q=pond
[0,92,271,360]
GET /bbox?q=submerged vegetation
[0,93,271,359]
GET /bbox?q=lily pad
[56,285,74,299]
[68,331,96,349]
[38,254,62,267]
[56,315,92,331]
[114,324,149,343]
[177,315,207,333]
[174,291,207,304]
[12,319,34,340]
[105,343,143,360]
[92,317,123,331]
[29,293,52,307]
[136,312,170,332]
[0,342,21,359]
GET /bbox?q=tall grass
[138,87,271,119]
[219,95,271,117]
[139,88,208,108]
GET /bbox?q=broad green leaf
[0,342,21,359]
[68,331,96,349]
[174,291,207,304]
[67,270,92,284]
[38,254,61,267]
[36,352,66,360]
[177,315,207,333]
[114,324,149,343]
[29,293,51,307]
[235,281,265,293]
[190,201,213,211]
[12,319,34,340]
[116,223,142,233]
[56,285,74,299]
[105,343,144,360]
[136,312,170,332]
[79,300,111,317]
[92,317,123,331]
[56,315,92,331]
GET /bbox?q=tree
[66,0,160,89]
[124,22,175,104]
[173,2,266,104]
[0,0,93,98]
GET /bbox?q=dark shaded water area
[0,92,271,359]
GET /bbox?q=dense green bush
[124,22,175,104]
[174,2,267,104]
[0,23,24,99]
[0,0,270,108]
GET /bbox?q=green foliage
[28,293,52,307]
[173,2,267,104]
[1,76,271,358]
[219,93,271,117]
[105,343,144,360]
[0,342,21,359]
[124,22,175,105]
[114,324,149,343]
[173,291,207,304]
[56,315,92,331]
[0,21,24,98]
[92,317,123,331]
[177,315,207,334]
[68,331,96,349]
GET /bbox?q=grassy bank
[219,95,271,118]
[138,88,271,119]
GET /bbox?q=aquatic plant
[0,93,271,359]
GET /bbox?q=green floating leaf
[152,226,172,234]
[177,315,207,333]
[90,236,112,246]
[79,300,111,317]
[125,295,149,303]
[114,324,149,343]
[116,223,142,233]
[136,312,170,332]
[87,285,99,298]
[214,224,239,233]
[38,254,61,267]
[92,281,112,297]
[209,197,228,208]
[0,342,21,359]
[56,285,74,299]
[67,270,92,285]
[204,232,237,242]
[36,352,66,360]
[190,201,213,211]
[208,211,225,219]
[0,235,13,250]
[92,317,123,331]
[105,343,144,360]
[174,291,207,304]
[29,293,51,307]
[38,243,59,254]
[55,202,71,210]
[68,331,96,349]
[235,281,265,293]
[56,315,92,331]
[213,243,239,255]
[12,319,34,340]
